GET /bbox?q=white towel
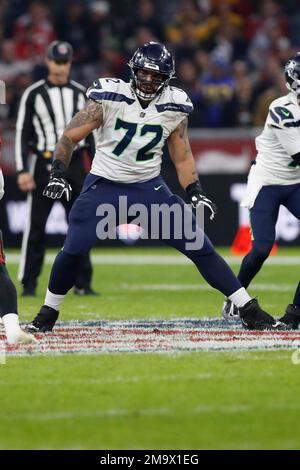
[241,165,264,209]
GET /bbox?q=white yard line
[5,254,300,265]
[0,370,280,387]
[2,402,300,422]
[0,373,213,387]
[121,283,295,291]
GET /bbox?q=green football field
[1,246,300,450]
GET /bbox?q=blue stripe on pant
[48,173,241,297]
[238,183,300,288]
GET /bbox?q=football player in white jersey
[0,168,35,344]
[222,54,300,329]
[27,42,286,332]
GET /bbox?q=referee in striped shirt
[15,41,96,297]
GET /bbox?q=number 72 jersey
[86,78,193,183]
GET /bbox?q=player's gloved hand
[186,181,217,221]
[43,160,72,202]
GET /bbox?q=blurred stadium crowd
[1,0,300,129]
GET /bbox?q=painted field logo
[5,320,300,356]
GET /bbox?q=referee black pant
[19,150,93,291]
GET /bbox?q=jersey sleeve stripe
[86,90,135,105]
[155,103,193,113]
[269,109,280,124]
[284,120,300,128]
[87,87,102,95]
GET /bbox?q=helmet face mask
[133,68,167,100]
[129,42,175,101]
[285,55,300,95]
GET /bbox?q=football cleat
[222,298,240,320]
[7,329,37,345]
[27,305,59,332]
[239,299,286,331]
[279,304,300,330]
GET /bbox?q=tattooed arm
[42,100,103,201]
[167,117,217,219]
[167,117,199,189]
[54,99,103,167]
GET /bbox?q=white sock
[44,289,65,311]
[229,287,252,308]
[2,313,22,343]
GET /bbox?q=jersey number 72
[112,118,163,162]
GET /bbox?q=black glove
[186,181,217,221]
[43,160,72,202]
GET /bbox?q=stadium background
[1,0,300,247]
[1,0,300,452]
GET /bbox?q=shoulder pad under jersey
[86,78,135,105]
[155,86,194,114]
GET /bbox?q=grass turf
[1,352,300,449]
[0,246,299,449]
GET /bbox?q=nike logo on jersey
[154,185,163,191]
[282,110,291,117]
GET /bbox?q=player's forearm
[53,134,77,168]
[168,117,200,189]
[175,156,199,190]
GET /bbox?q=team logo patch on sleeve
[92,79,102,89]
[274,106,294,121]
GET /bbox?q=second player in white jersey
[86,78,193,183]
[242,91,300,208]
[222,54,300,330]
